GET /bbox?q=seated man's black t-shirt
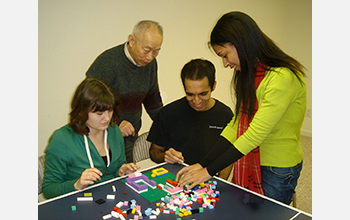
[147,97,233,165]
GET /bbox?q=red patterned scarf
[232,63,267,195]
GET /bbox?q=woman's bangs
[92,95,114,112]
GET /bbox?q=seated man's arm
[149,143,184,164]
[149,143,166,163]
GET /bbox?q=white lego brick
[111,211,119,218]
[102,214,112,219]
[106,194,115,200]
[134,172,142,177]
[77,197,93,201]
[116,201,124,208]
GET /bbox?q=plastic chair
[38,155,45,195]
[132,132,151,163]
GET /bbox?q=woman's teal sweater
[42,124,127,199]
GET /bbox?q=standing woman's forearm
[200,136,244,176]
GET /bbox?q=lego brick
[95,198,105,205]
[111,211,119,218]
[125,181,148,194]
[102,214,112,219]
[125,173,157,194]
[77,197,93,201]
[116,201,124,208]
[168,186,183,194]
[151,167,169,177]
[119,214,126,220]
[106,194,115,200]
[128,174,137,179]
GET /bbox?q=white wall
[284,0,312,136]
[38,0,312,155]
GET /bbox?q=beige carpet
[293,135,312,214]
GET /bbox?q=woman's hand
[118,163,140,176]
[175,163,203,182]
[177,167,212,190]
[74,168,103,190]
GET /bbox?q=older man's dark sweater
[86,43,163,134]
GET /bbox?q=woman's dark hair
[180,58,216,90]
[69,77,121,135]
[209,11,305,121]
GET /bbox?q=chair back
[38,155,45,195]
[132,132,151,163]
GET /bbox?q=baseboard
[301,129,312,137]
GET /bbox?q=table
[38,163,312,219]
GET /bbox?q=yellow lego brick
[151,167,169,176]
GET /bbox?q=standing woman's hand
[177,167,212,190]
[74,168,103,190]
[175,163,203,182]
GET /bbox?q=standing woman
[176,11,307,205]
[43,77,140,199]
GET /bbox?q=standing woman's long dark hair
[210,11,305,121]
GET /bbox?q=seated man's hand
[164,148,184,164]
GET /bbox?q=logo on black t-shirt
[209,125,224,130]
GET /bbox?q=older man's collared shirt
[124,42,141,67]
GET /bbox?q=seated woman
[43,77,140,199]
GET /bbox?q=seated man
[147,59,234,179]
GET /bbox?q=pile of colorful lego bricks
[104,179,219,219]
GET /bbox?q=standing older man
[86,20,164,163]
